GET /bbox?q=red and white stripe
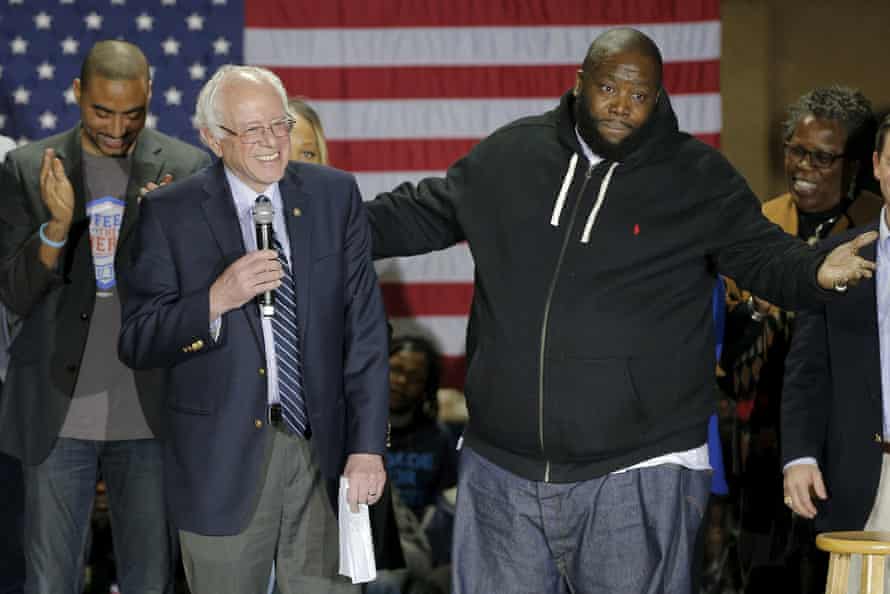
[246,1,722,388]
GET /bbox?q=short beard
[573,89,657,162]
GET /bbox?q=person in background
[695,277,732,593]
[386,336,457,520]
[0,135,15,158]
[368,335,457,594]
[288,98,328,165]
[0,41,210,594]
[721,86,881,592]
[0,133,24,594]
[781,113,890,593]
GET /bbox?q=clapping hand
[39,148,74,233]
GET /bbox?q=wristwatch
[747,296,766,322]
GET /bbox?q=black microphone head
[253,195,274,225]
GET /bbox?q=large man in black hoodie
[367,28,875,593]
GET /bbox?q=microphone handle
[256,223,275,317]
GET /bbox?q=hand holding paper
[338,476,377,584]
[343,453,386,512]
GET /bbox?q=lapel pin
[292,208,302,217]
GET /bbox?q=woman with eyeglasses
[719,87,883,592]
[777,86,882,246]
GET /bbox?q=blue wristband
[38,222,67,248]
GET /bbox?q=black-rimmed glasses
[219,118,294,144]
[784,143,846,169]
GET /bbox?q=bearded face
[572,50,660,162]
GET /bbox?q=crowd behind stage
[2,26,889,594]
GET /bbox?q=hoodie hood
[548,88,684,243]
[553,88,682,169]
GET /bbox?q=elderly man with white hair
[118,65,390,594]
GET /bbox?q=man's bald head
[80,40,150,90]
[581,28,663,88]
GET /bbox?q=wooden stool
[816,531,890,594]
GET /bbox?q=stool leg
[827,553,851,594]
[861,554,885,594]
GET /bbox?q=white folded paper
[338,476,377,584]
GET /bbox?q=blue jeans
[23,438,172,594]
[452,446,710,594]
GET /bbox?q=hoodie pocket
[465,339,542,455]
[544,350,709,461]
[626,351,710,422]
[544,356,647,460]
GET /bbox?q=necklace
[806,215,840,246]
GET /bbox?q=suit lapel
[279,164,312,333]
[200,162,264,352]
[119,131,167,248]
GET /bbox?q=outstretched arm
[366,152,476,260]
[816,231,878,291]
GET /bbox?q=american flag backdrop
[0,0,721,388]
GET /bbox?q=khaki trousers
[180,427,357,594]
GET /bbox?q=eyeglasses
[784,143,846,169]
[218,118,294,144]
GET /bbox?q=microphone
[253,196,275,318]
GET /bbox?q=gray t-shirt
[59,151,153,440]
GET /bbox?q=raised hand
[816,230,878,291]
[39,148,74,235]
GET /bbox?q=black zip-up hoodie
[368,90,829,482]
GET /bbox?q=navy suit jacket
[782,222,884,532]
[119,160,389,536]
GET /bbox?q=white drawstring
[580,162,618,244]
[550,153,578,227]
